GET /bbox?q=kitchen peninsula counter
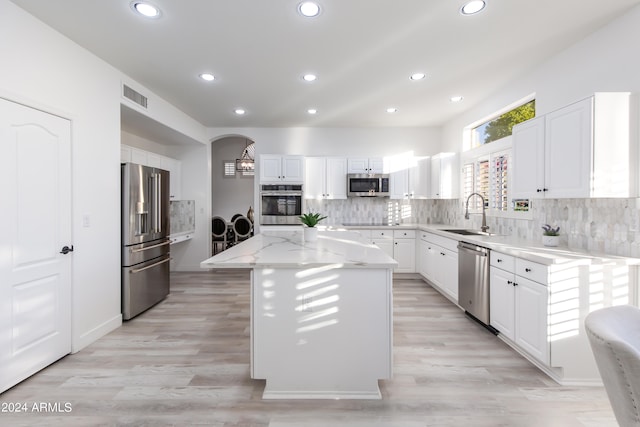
[200,229,397,399]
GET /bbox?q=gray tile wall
[305,197,640,257]
[170,200,196,234]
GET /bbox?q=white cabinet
[121,145,182,199]
[417,231,458,301]
[347,157,385,174]
[489,252,549,365]
[392,229,416,273]
[121,145,132,163]
[512,93,638,199]
[161,156,182,200]
[389,156,430,199]
[429,153,458,199]
[304,157,347,199]
[370,230,394,260]
[260,155,304,183]
[361,229,415,273]
[511,116,545,199]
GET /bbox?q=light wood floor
[1,271,617,426]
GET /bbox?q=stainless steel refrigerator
[121,163,170,320]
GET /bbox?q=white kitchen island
[200,229,397,399]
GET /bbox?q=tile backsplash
[170,200,196,234]
[305,197,640,258]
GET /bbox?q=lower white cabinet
[490,252,549,365]
[392,230,416,273]
[417,231,458,301]
[362,229,415,273]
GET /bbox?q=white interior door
[0,98,72,393]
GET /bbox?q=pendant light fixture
[235,139,255,173]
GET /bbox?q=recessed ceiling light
[460,0,486,15]
[234,108,246,115]
[386,107,398,113]
[298,1,321,17]
[308,109,317,115]
[410,73,426,81]
[131,1,161,18]
[450,95,464,103]
[302,74,317,82]
[199,73,215,81]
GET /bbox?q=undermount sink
[442,229,495,236]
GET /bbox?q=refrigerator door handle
[130,240,171,253]
[129,256,171,274]
[156,172,163,234]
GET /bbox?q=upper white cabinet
[304,157,347,200]
[430,153,459,199]
[121,144,181,200]
[388,155,430,200]
[512,93,638,199]
[161,157,182,200]
[260,154,304,183]
[347,157,385,174]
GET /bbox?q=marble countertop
[200,229,398,269]
[328,223,640,266]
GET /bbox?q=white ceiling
[11,0,640,129]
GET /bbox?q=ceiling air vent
[122,84,148,109]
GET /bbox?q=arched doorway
[210,135,256,254]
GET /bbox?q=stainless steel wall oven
[260,184,303,225]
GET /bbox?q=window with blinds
[492,153,509,211]
[463,153,509,213]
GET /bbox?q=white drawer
[491,252,515,272]
[419,231,458,252]
[393,229,416,239]
[371,229,393,239]
[515,258,549,285]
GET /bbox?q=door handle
[60,245,74,255]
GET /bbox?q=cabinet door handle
[536,189,542,193]
[440,252,446,256]
[513,282,518,286]
[497,259,503,263]
[525,268,532,273]
[507,280,512,285]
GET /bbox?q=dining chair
[231,215,253,246]
[585,305,640,427]
[211,216,228,254]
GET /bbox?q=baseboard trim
[72,313,122,353]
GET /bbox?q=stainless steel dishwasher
[457,241,494,331]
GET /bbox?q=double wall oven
[260,184,303,225]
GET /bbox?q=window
[462,157,489,213]
[491,153,509,212]
[224,161,235,177]
[463,151,511,214]
[471,100,535,149]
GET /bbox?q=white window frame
[460,136,532,220]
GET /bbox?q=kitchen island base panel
[251,267,393,400]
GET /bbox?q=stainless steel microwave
[347,174,390,197]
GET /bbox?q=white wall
[440,4,640,153]
[165,143,211,271]
[0,0,208,351]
